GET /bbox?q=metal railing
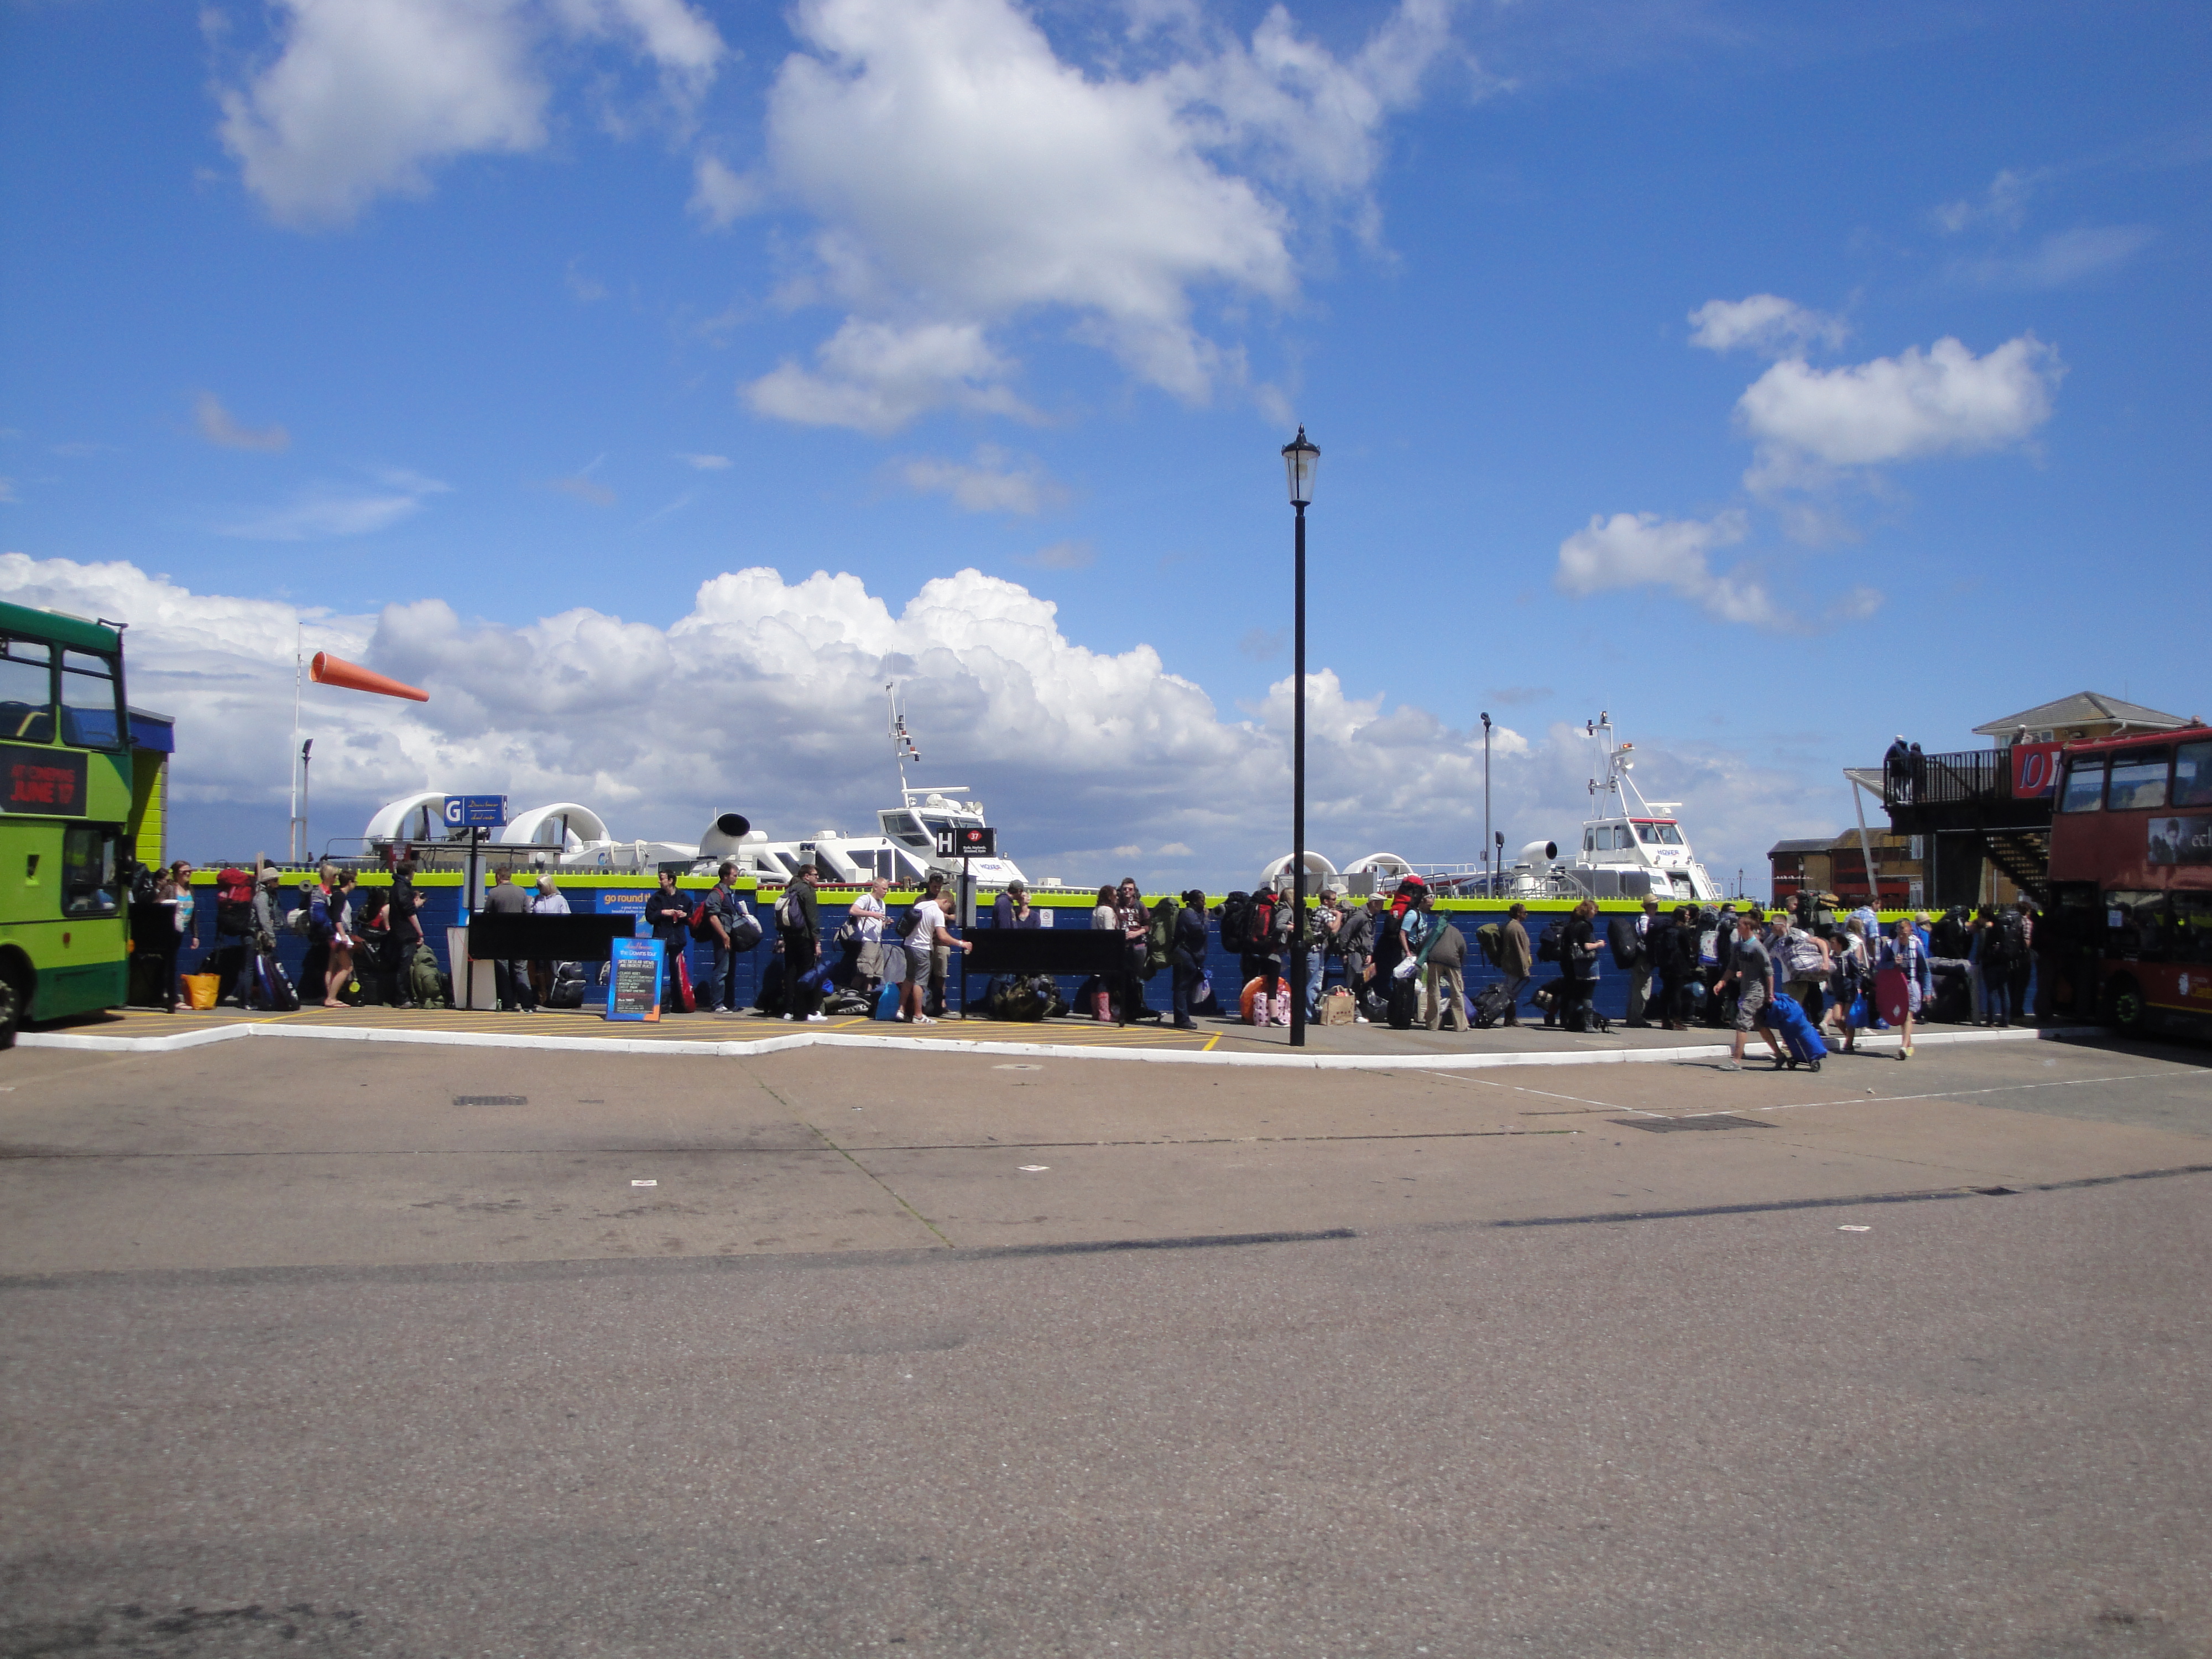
[1882,748,2011,810]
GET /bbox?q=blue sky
[1,0,2206,887]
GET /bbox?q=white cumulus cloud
[1736,333,2061,471]
[1687,294,1848,358]
[216,0,726,226]
[1555,509,1785,627]
[745,319,1035,434]
[0,549,1832,888]
[1560,305,2062,624]
[740,0,1460,429]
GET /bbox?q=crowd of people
[160,859,2059,1049]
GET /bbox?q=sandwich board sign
[444,794,508,830]
[606,936,662,1021]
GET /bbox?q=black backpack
[1217,891,1254,952]
[1537,919,1565,963]
[1992,910,2028,961]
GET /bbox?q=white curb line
[17,1020,2098,1068]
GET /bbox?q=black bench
[964,929,1143,1022]
[965,930,1129,977]
[467,913,643,962]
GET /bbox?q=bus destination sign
[0,744,87,816]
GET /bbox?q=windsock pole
[294,649,429,862]
[289,626,302,863]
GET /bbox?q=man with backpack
[1234,886,1285,1024]
[236,865,300,1011]
[1418,894,1468,1032]
[208,865,260,1005]
[1336,895,1380,1022]
[692,862,757,1014]
[1610,894,1660,1026]
[1171,890,1209,1030]
[1766,910,1831,1024]
[1557,898,1604,1032]
[779,864,825,1021]
[1982,898,2032,1026]
[1498,902,1534,1026]
[1303,889,1342,1022]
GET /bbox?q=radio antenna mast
[888,682,922,800]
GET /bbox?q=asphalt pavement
[3,1032,2208,1657]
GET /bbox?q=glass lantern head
[1280,426,1319,507]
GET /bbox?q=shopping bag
[181,973,220,1010]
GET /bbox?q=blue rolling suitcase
[1761,987,1827,1070]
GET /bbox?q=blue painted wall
[178,885,1655,1020]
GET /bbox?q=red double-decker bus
[2044,724,2212,1036]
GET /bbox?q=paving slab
[5,1036,2209,1277]
[3,1175,2208,1658]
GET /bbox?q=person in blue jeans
[697,862,748,1013]
[1305,889,1340,1020]
[1171,890,1209,1029]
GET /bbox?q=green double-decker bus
[0,599,137,1045]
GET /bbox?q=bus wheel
[0,969,20,1050]
[2104,973,2146,1034]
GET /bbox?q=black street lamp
[298,737,313,864]
[1281,425,1319,1048]
[1480,712,1491,895]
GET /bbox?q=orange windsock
[310,653,429,703]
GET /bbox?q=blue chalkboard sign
[444,794,508,829]
[606,936,663,1021]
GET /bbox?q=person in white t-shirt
[848,878,890,984]
[900,872,971,1024]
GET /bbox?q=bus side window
[0,638,55,743]
[2176,740,2212,809]
[2184,897,2212,966]
[58,651,124,750]
[2058,758,2106,812]
[61,825,120,916]
[2107,749,2170,812]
